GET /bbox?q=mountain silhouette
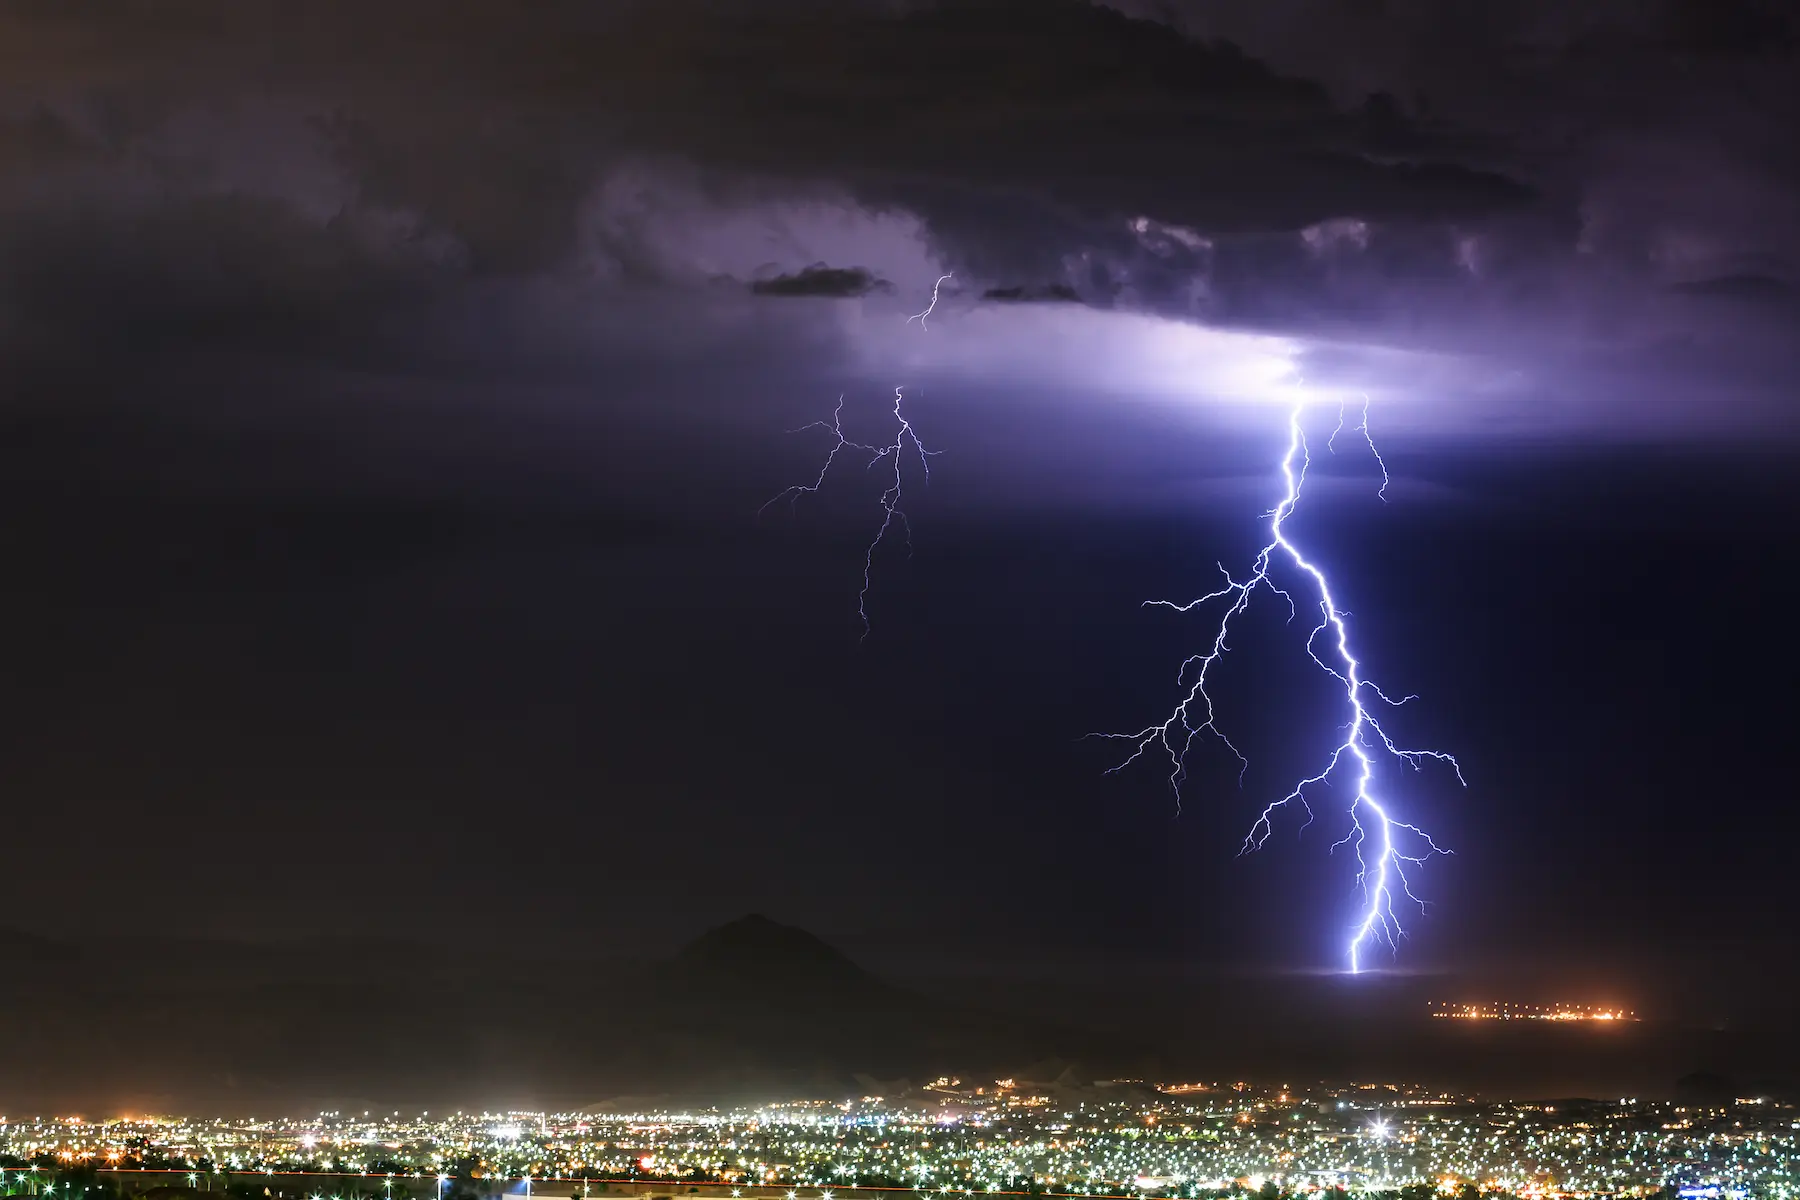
[0,914,1143,1113]
[670,913,873,989]
[6,916,1769,1113]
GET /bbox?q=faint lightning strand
[761,388,938,640]
[759,395,884,517]
[907,272,954,329]
[854,385,938,635]
[1329,393,1391,501]
[1097,400,1463,971]
[764,276,948,638]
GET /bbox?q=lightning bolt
[907,272,954,329]
[1098,398,1463,972]
[763,275,950,637]
[759,387,937,639]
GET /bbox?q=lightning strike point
[1097,399,1462,972]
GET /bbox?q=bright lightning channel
[761,276,949,637]
[1099,399,1463,972]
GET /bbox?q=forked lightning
[1100,400,1463,971]
[763,276,947,638]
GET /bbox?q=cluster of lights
[3,1085,1794,1199]
[1428,1004,1639,1023]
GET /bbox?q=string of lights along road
[1099,400,1464,973]
[762,275,951,639]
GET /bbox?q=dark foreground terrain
[1,915,1793,1113]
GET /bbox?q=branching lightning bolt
[763,276,949,638]
[760,388,937,639]
[1097,398,1463,972]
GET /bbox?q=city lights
[1428,1003,1640,1023]
[1,1084,1791,1199]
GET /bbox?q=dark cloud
[0,105,107,174]
[0,0,1795,436]
[4,193,458,356]
[1670,273,1796,303]
[1658,0,1797,58]
[665,3,1532,227]
[750,263,894,298]
[0,1,1535,274]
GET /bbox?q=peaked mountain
[642,914,1086,1090]
[670,913,873,989]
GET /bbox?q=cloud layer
[1,0,1796,488]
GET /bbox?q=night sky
[3,0,1799,1020]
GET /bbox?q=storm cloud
[0,0,1796,455]
[751,264,894,299]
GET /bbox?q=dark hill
[671,913,872,989]
[1,918,1794,1112]
[0,926,80,964]
[644,914,1055,1097]
[0,914,1148,1112]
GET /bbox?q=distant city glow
[1429,1002,1640,1022]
